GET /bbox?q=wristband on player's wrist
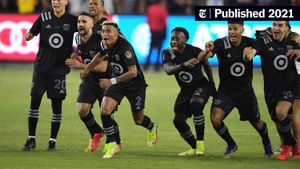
[110,78,117,85]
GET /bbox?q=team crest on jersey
[63,24,70,31]
[115,54,120,61]
[89,51,96,57]
[125,51,132,59]
[287,45,293,50]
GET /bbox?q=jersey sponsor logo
[49,33,64,48]
[125,51,132,59]
[63,24,70,31]
[111,62,124,74]
[273,55,288,70]
[230,62,245,77]
[178,71,193,83]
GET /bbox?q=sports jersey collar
[52,11,67,19]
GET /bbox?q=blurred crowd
[0,0,299,15]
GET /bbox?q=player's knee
[100,106,112,115]
[77,108,89,118]
[275,107,288,121]
[133,117,143,125]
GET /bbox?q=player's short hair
[102,20,119,29]
[228,21,244,26]
[79,12,93,19]
[287,21,291,29]
[171,27,190,41]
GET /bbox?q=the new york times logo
[195,6,300,20]
[198,9,207,19]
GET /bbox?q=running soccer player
[200,21,273,159]
[244,21,300,160]
[162,27,214,156]
[81,20,158,159]
[22,0,77,151]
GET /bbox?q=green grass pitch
[0,66,299,169]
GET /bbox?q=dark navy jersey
[162,44,209,89]
[98,36,147,88]
[75,33,108,89]
[30,11,77,75]
[254,33,299,96]
[92,17,108,36]
[213,36,255,92]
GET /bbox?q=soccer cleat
[102,142,119,159]
[292,144,300,159]
[273,146,282,155]
[90,133,103,152]
[224,144,238,159]
[147,122,158,147]
[178,148,196,156]
[22,138,36,151]
[84,139,93,152]
[277,145,292,160]
[196,141,205,155]
[47,140,56,151]
[263,142,274,157]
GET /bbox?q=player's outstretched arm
[163,58,199,75]
[81,52,104,79]
[197,41,214,61]
[24,32,34,41]
[99,65,137,89]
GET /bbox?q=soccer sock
[173,120,196,149]
[80,110,103,138]
[50,99,62,139]
[28,95,43,137]
[112,119,121,144]
[139,115,154,130]
[255,122,271,145]
[191,102,205,141]
[101,114,116,143]
[214,122,236,146]
[278,117,296,146]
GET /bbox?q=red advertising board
[0,14,39,62]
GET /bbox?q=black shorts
[104,84,146,113]
[265,89,295,122]
[77,83,105,104]
[174,86,210,118]
[295,75,300,99]
[211,87,260,121]
[31,69,66,100]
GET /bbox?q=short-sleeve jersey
[162,44,209,89]
[98,37,147,88]
[75,33,108,89]
[30,11,78,75]
[213,36,255,93]
[254,33,299,96]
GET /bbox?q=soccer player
[256,24,300,155]
[81,20,158,159]
[243,21,300,160]
[200,21,273,159]
[22,0,77,151]
[65,0,122,153]
[162,27,214,156]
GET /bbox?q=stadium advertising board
[0,14,299,66]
